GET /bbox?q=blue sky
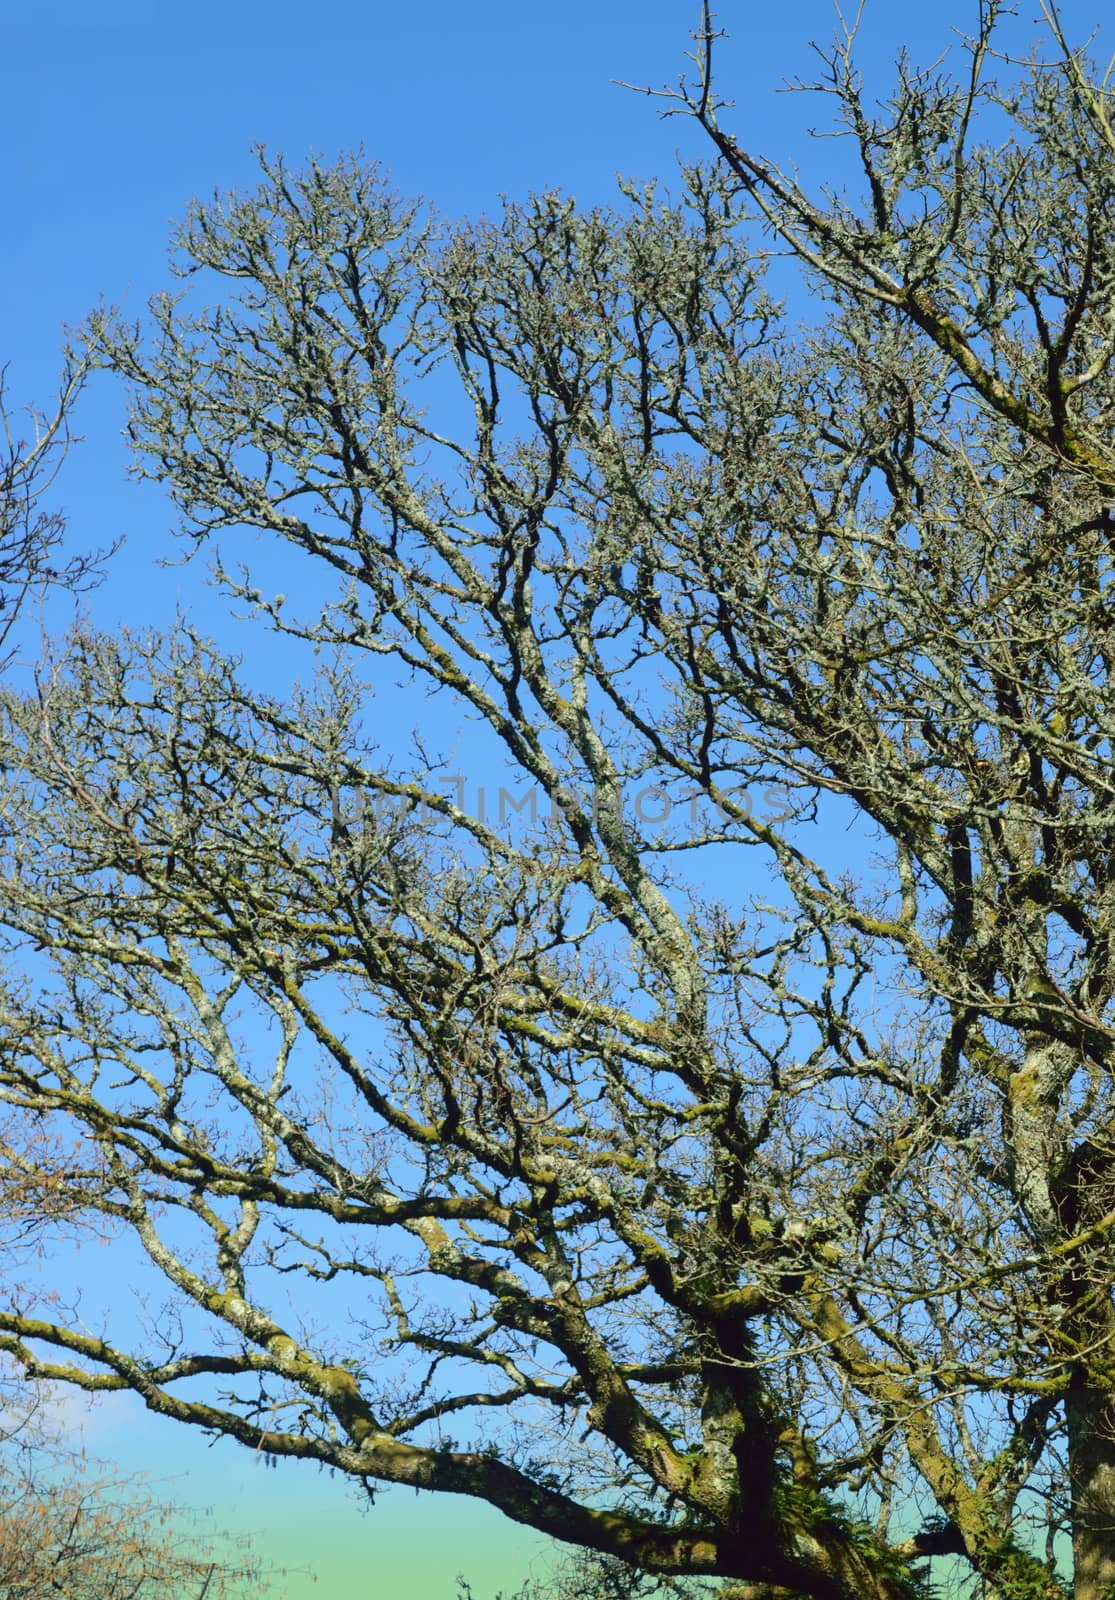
[2,2,1111,1596]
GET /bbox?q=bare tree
[0,1420,272,1600]
[2,7,1115,1599]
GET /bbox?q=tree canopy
[0,359,102,664]
[2,6,1115,1598]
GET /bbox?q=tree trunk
[1067,1378,1115,1600]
